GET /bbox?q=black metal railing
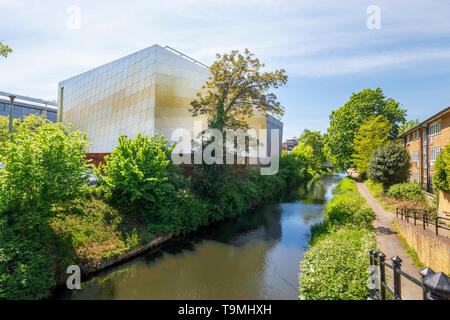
[396,207,450,236]
[368,250,450,300]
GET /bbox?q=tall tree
[190,49,287,131]
[325,88,407,172]
[298,129,326,170]
[0,41,12,58]
[352,115,392,178]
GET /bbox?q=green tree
[0,120,89,299]
[96,134,175,218]
[190,49,287,131]
[368,141,411,188]
[433,144,450,191]
[352,115,392,178]
[0,41,12,58]
[398,119,420,135]
[326,88,407,171]
[0,113,49,143]
[298,129,326,170]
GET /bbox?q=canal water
[54,174,342,300]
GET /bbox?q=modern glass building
[0,91,57,122]
[58,44,283,155]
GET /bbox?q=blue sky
[1,0,450,139]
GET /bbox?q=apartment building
[397,106,450,194]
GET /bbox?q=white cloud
[0,0,449,99]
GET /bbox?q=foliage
[433,144,450,191]
[352,115,392,178]
[368,141,411,188]
[96,134,175,218]
[299,226,376,300]
[387,183,424,201]
[325,88,407,171]
[299,177,377,300]
[298,129,326,170]
[365,179,384,199]
[0,120,90,300]
[189,49,287,131]
[398,119,420,135]
[0,41,12,58]
[0,114,49,143]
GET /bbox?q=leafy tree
[190,49,287,131]
[0,120,89,299]
[398,119,420,135]
[352,115,392,178]
[0,113,49,143]
[368,141,411,188]
[433,144,450,191]
[96,134,175,218]
[298,129,326,170]
[326,88,407,171]
[0,41,12,58]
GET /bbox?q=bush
[433,144,450,191]
[365,179,384,198]
[0,120,89,300]
[300,177,377,300]
[299,226,376,300]
[368,141,410,188]
[387,183,424,201]
[96,134,175,218]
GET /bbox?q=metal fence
[396,208,450,236]
[368,250,450,300]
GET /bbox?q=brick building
[396,106,450,194]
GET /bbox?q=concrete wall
[394,217,450,274]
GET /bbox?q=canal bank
[53,175,343,300]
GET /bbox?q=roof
[396,106,450,140]
[0,91,57,110]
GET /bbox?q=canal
[54,174,343,300]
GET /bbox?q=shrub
[433,144,450,191]
[299,226,376,300]
[368,141,410,188]
[365,179,384,198]
[96,134,175,218]
[0,120,89,300]
[387,183,424,201]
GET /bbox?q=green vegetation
[299,178,377,300]
[368,141,411,188]
[387,183,424,202]
[365,179,384,199]
[0,118,90,299]
[298,129,327,170]
[398,119,420,135]
[0,41,12,58]
[352,115,392,179]
[325,88,407,172]
[433,144,450,191]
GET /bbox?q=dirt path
[355,180,423,300]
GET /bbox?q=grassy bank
[298,178,377,300]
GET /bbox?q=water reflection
[54,175,342,300]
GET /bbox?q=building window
[429,120,441,136]
[412,172,420,183]
[412,151,419,166]
[430,147,442,168]
[430,174,434,188]
[406,135,410,145]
